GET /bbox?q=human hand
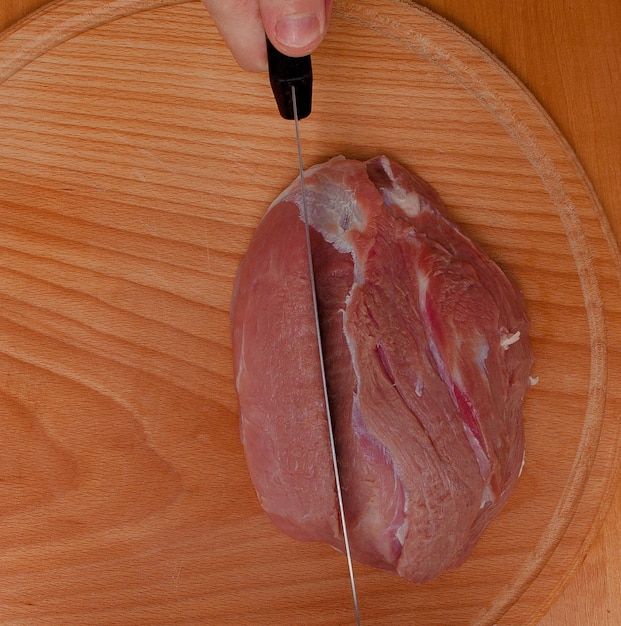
[201,0,333,72]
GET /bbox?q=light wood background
[0,1,619,624]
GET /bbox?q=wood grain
[0,1,620,624]
[0,0,49,31]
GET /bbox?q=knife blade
[267,40,361,625]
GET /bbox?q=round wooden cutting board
[1,1,620,624]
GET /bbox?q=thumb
[261,0,332,58]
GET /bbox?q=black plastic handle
[266,38,312,120]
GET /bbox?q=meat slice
[231,155,534,583]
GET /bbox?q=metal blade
[291,84,361,626]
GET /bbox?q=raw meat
[231,155,534,583]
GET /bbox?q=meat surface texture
[231,155,534,583]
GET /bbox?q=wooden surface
[0,1,619,624]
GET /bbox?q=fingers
[261,0,332,58]
[201,0,268,72]
[202,0,333,72]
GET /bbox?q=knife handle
[266,38,313,120]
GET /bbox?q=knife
[266,39,361,625]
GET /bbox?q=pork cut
[231,155,534,583]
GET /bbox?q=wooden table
[1,1,619,623]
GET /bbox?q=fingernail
[275,14,322,49]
